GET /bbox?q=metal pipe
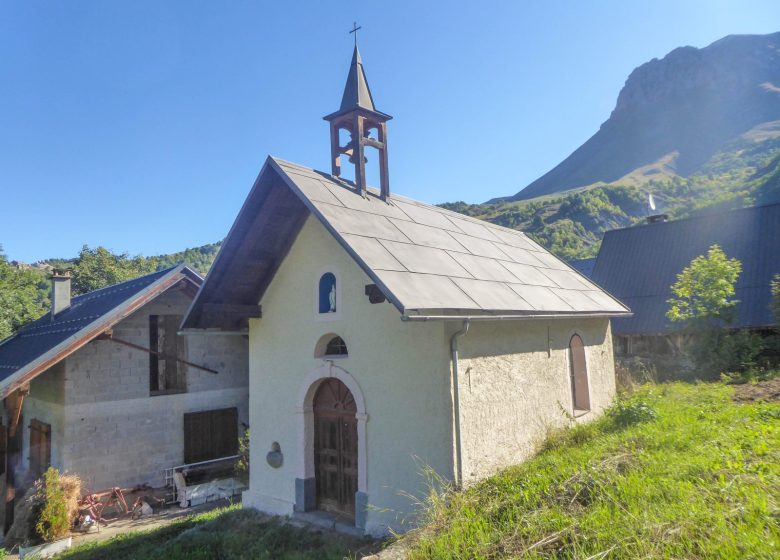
[403,312,629,322]
[177,330,249,336]
[99,334,219,374]
[449,319,470,488]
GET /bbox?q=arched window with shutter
[569,334,590,412]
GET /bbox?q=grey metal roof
[182,157,628,329]
[0,265,201,397]
[569,258,596,278]
[591,203,780,335]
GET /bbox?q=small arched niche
[314,334,348,359]
[318,273,337,314]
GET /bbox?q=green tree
[0,247,49,340]
[771,273,780,325]
[71,245,158,295]
[666,244,742,325]
[666,245,763,376]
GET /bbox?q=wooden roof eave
[180,159,277,331]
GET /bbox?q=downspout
[449,319,470,488]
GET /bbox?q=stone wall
[19,362,66,480]
[454,318,616,482]
[21,286,249,493]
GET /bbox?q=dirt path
[6,500,229,559]
[732,377,780,403]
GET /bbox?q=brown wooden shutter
[183,408,238,464]
[29,420,51,478]
[0,423,6,476]
[569,335,591,411]
[149,315,160,392]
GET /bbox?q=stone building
[0,265,248,530]
[182,46,630,536]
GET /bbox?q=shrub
[235,428,250,482]
[688,328,765,378]
[34,468,71,542]
[607,396,658,428]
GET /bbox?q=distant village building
[182,46,630,535]
[0,266,248,530]
[583,204,780,356]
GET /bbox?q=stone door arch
[296,364,368,528]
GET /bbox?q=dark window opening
[183,408,239,464]
[325,336,348,357]
[149,315,187,396]
[569,334,591,412]
[319,273,337,313]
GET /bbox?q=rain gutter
[449,319,470,488]
[402,312,629,322]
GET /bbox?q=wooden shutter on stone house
[0,422,6,476]
[183,408,239,464]
[150,315,187,394]
[29,419,51,478]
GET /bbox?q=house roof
[0,265,202,397]
[569,258,596,278]
[590,203,780,335]
[182,157,629,330]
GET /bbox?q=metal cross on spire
[349,21,361,47]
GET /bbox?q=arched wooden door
[313,378,358,518]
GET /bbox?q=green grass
[404,382,780,559]
[57,505,375,560]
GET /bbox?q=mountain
[510,32,780,201]
[437,32,780,261]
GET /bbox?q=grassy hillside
[401,381,780,559]
[443,130,780,260]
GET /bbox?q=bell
[348,151,368,165]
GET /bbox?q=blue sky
[2,1,779,262]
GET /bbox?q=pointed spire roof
[340,46,375,112]
[324,46,392,122]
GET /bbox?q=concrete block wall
[453,318,617,483]
[23,285,249,493]
[60,387,248,491]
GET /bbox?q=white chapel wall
[244,216,453,535]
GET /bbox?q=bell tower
[324,39,392,200]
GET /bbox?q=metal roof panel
[378,240,473,277]
[317,202,411,243]
[507,284,576,311]
[447,252,521,283]
[388,219,470,252]
[499,261,559,287]
[341,234,407,272]
[377,271,479,310]
[451,278,533,310]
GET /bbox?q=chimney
[51,270,72,319]
[646,213,669,224]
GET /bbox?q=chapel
[182,44,629,535]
